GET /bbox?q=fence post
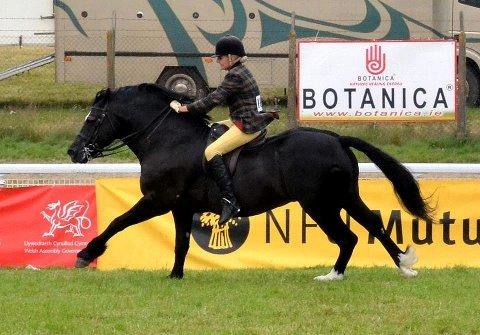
[19,35,23,48]
[287,12,298,129]
[457,11,467,138]
[106,29,116,90]
[106,11,117,89]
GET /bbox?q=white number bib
[256,95,263,112]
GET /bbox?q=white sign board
[297,40,456,122]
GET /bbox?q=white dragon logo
[41,200,92,237]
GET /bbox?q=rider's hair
[228,54,248,66]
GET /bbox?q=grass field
[0,46,101,109]
[2,107,480,163]
[1,267,479,335]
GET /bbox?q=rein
[85,104,172,159]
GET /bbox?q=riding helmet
[213,35,246,57]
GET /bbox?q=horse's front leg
[169,207,193,279]
[76,195,168,268]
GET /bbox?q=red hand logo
[366,44,386,75]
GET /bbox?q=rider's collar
[228,61,242,71]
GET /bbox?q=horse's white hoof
[314,269,344,282]
[399,266,418,278]
[398,246,418,278]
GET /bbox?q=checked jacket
[187,62,275,134]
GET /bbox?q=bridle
[79,102,172,160]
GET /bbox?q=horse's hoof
[314,269,344,282]
[75,257,91,268]
[168,272,184,279]
[399,267,418,278]
[398,245,419,278]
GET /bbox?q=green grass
[0,108,137,162]
[0,45,54,71]
[0,267,479,335]
[1,45,480,162]
[3,107,480,162]
[0,46,101,109]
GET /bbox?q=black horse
[68,84,431,281]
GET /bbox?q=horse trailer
[54,0,480,104]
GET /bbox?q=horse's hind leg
[76,195,167,268]
[303,206,358,281]
[169,207,193,279]
[345,197,418,277]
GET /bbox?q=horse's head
[68,88,120,163]
[68,84,208,163]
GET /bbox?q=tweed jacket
[187,63,275,134]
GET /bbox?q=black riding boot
[207,155,240,225]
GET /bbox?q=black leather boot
[207,155,240,225]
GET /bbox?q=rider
[173,35,277,225]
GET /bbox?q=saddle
[204,123,267,175]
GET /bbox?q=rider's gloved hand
[170,100,188,113]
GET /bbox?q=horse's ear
[92,88,111,105]
[138,83,156,93]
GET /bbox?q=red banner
[0,186,97,268]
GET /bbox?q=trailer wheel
[466,66,479,106]
[156,68,208,99]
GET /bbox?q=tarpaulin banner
[96,178,480,270]
[0,186,97,268]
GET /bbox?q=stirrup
[218,198,240,225]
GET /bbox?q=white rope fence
[0,164,140,174]
[1,163,479,188]
[359,163,480,174]
[1,163,480,174]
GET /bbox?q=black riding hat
[213,35,246,57]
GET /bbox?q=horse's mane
[93,83,193,106]
[137,83,194,104]
[93,84,211,124]
[135,83,211,123]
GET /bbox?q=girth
[203,123,267,175]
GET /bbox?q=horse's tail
[339,136,432,221]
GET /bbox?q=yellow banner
[96,178,480,270]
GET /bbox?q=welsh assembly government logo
[41,200,92,237]
[366,44,386,75]
[191,213,249,254]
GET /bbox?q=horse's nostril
[67,149,75,157]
